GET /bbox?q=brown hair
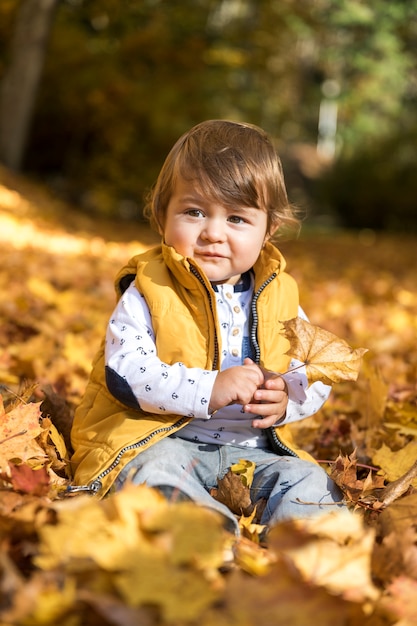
[144,120,300,238]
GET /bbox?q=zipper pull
[66,479,102,495]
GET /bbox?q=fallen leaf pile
[0,166,417,625]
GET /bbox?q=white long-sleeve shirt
[105,274,330,449]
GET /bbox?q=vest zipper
[250,272,277,364]
[266,423,298,457]
[250,272,299,458]
[67,417,188,495]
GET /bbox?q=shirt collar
[211,270,252,293]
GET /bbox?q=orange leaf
[7,462,50,496]
[280,317,368,385]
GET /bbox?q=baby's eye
[228,215,246,224]
[186,208,204,218]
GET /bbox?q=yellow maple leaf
[280,317,368,385]
[230,458,256,487]
[372,442,417,488]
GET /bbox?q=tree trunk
[0,0,59,171]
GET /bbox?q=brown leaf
[211,469,254,517]
[280,317,368,385]
[329,452,386,508]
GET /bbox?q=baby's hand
[209,358,264,413]
[244,370,289,429]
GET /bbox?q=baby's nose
[201,218,226,241]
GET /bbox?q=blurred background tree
[0,0,416,229]
[0,0,59,171]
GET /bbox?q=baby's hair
[144,119,301,238]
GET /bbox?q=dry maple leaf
[211,459,261,519]
[329,452,386,509]
[280,317,368,385]
[211,469,255,517]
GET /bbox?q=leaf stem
[281,362,306,376]
[0,430,28,446]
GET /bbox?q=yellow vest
[70,242,314,495]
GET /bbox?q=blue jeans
[116,434,344,534]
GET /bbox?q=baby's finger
[268,376,286,388]
[253,387,287,404]
[250,411,284,429]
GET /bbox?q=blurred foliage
[0,0,416,228]
[314,125,417,231]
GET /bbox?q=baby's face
[164,176,271,285]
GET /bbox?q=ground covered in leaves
[0,166,416,625]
